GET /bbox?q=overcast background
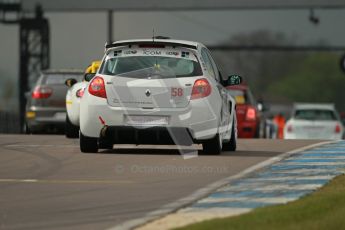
[1,9,345,111]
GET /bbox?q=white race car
[284,103,344,140]
[65,61,101,138]
[65,80,88,138]
[79,38,242,154]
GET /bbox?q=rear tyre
[202,133,222,155]
[65,115,79,138]
[223,122,237,151]
[80,131,98,153]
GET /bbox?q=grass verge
[176,174,345,230]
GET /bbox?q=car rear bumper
[284,133,343,140]
[99,126,197,145]
[26,107,66,129]
[237,120,258,138]
[80,94,221,141]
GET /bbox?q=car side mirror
[224,75,242,87]
[84,73,96,82]
[65,78,77,87]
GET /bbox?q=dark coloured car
[25,70,83,133]
[226,84,262,138]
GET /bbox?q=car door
[201,48,230,135]
[208,50,232,134]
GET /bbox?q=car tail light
[31,86,52,99]
[335,123,342,133]
[287,124,293,133]
[245,106,256,121]
[76,88,85,98]
[88,76,107,98]
[191,78,211,100]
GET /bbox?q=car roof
[106,38,203,50]
[293,103,335,111]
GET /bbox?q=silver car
[25,70,83,133]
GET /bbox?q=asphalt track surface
[0,134,321,230]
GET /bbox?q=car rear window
[294,109,337,121]
[43,74,83,85]
[100,49,202,79]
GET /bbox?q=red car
[226,84,261,138]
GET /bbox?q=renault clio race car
[79,38,242,154]
[65,61,101,138]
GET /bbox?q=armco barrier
[0,111,20,133]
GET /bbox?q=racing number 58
[171,87,183,97]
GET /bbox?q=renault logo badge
[145,89,151,97]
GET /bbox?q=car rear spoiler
[105,41,197,50]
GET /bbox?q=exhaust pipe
[100,125,108,138]
[99,116,109,138]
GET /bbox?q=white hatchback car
[65,80,88,137]
[79,38,242,153]
[284,103,344,140]
[65,61,101,138]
